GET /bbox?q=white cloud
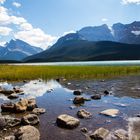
[122,0,140,5]
[0,26,12,36]
[0,6,26,25]
[0,41,6,46]
[63,30,76,36]
[101,18,108,22]
[131,30,140,35]
[0,5,57,49]
[14,28,57,49]
[10,16,26,25]
[0,0,6,4]
[20,22,33,31]
[12,2,21,8]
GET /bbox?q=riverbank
[1,65,140,81]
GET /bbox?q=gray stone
[84,98,91,101]
[8,93,19,99]
[27,98,37,111]
[114,129,128,140]
[0,117,6,130]
[3,136,15,140]
[104,90,110,95]
[128,117,140,140]
[15,99,28,113]
[22,114,39,125]
[77,109,92,119]
[73,96,85,104]
[100,109,119,117]
[5,116,21,127]
[91,94,101,100]
[81,127,88,133]
[56,114,80,129]
[1,102,15,112]
[73,90,82,95]
[15,125,40,140]
[32,108,46,115]
[13,87,23,93]
[90,127,109,140]
[0,90,14,95]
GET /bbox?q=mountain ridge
[24,21,140,62]
[0,39,43,61]
[1,21,140,62]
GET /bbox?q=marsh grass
[0,65,140,81]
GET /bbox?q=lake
[13,60,140,66]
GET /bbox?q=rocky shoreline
[0,77,140,139]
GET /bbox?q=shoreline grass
[0,65,140,81]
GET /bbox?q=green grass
[0,65,140,81]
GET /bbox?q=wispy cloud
[101,18,108,22]
[14,29,57,48]
[12,2,21,8]
[122,0,140,5]
[0,0,6,4]
[0,26,12,36]
[0,41,6,46]
[0,4,57,49]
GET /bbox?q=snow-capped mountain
[78,21,140,44]
[24,21,140,62]
[0,39,43,61]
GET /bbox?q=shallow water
[12,60,140,66]
[0,77,140,139]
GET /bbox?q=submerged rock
[69,105,76,110]
[22,114,39,125]
[113,129,128,140]
[91,94,101,100]
[1,102,15,112]
[73,96,85,104]
[81,127,88,133]
[104,90,110,95]
[77,109,92,119]
[90,127,109,140]
[56,114,80,129]
[100,109,119,117]
[13,87,23,93]
[84,98,91,101]
[32,108,46,115]
[15,125,40,140]
[8,93,19,99]
[73,90,82,95]
[0,90,14,95]
[136,114,140,117]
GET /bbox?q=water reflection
[21,80,62,98]
[0,79,140,139]
[0,80,64,100]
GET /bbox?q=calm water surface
[12,60,140,66]
[0,77,140,139]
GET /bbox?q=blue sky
[0,0,140,49]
